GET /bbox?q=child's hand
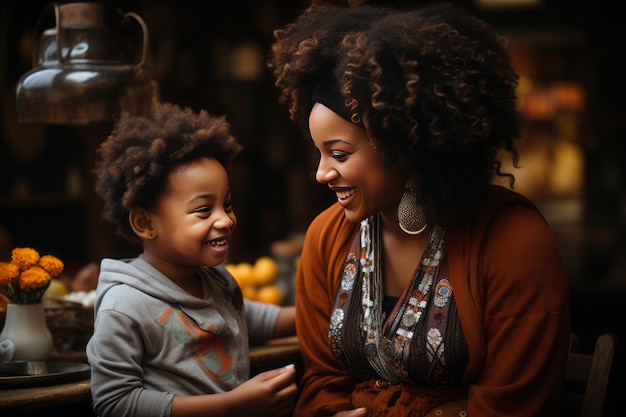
[229,364,298,417]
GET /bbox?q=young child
[87,102,297,417]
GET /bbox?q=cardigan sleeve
[449,190,571,417]
[293,204,362,417]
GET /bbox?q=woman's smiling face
[309,102,405,223]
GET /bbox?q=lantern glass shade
[16,2,157,125]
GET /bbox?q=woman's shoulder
[455,185,557,256]
[483,185,539,213]
[462,185,544,228]
[448,185,550,247]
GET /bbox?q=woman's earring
[398,181,427,235]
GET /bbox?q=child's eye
[194,206,212,214]
[224,200,233,212]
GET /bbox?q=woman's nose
[315,159,337,184]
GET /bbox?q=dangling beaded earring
[398,180,427,235]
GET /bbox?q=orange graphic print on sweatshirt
[157,307,234,382]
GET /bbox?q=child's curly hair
[94,102,243,243]
[268,2,522,218]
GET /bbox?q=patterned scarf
[329,214,467,386]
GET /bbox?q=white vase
[0,303,53,361]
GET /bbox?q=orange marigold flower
[11,247,40,270]
[39,255,64,276]
[19,266,51,291]
[0,261,20,285]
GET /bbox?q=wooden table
[0,336,301,413]
[0,378,92,414]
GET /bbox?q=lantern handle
[30,3,61,66]
[122,11,149,71]
[30,4,149,68]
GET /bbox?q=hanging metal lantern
[15,2,158,125]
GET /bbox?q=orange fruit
[231,262,255,287]
[223,263,237,275]
[256,285,282,306]
[252,256,278,286]
[240,284,258,301]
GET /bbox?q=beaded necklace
[360,214,446,384]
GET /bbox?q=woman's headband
[312,76,361,125]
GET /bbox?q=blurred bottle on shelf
[270,237,303,306]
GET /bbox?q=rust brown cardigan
[293,185,571,417]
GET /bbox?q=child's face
[148,157,236,269]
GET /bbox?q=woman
[268,3,570,417]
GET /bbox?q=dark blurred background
[1,1,624,415]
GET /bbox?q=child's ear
[129,207,155,239]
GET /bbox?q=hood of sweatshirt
[94,257,240,317]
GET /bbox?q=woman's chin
[342,208,367,224]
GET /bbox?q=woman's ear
[129,207,155,239]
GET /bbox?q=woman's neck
[378,211,432,297]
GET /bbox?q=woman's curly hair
[268,2,522,219]
[94,102,243,243]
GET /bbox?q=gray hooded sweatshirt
[86,257,280,417]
